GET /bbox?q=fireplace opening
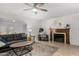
[54,34,64,43]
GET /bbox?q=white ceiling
[0,3,79,24]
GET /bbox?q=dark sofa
[0,33,27,53]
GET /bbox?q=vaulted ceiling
[0,3,79,26]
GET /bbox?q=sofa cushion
[0,33,27,44]
[14,34,27,40]
[0,41,6,47]
[0,37,7,43]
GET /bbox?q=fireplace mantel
[49,28,70,44]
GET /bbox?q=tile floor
[40,41,79,56]
[0,41,79,56]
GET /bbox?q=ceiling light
[32,8,38,12]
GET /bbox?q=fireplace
[49,28,70,44]
[54,33,64,43]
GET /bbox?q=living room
[0,2,79,57]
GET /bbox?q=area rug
[30,42,58,56]
[0,42,58,56]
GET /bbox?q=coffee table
[9,41,34,56]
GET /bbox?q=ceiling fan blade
[38,3,44,7]
[24,8,32,11]
[37,8,48,12]
[40,9,48,12]
[24,3,32,7]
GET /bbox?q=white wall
[0,18,27,34]
[39,13,79,46]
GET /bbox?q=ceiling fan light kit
[32,8,38,12]
[32,8,38,14]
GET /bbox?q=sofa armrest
[6,40,26,45]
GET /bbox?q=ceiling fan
[24,3,48,14]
